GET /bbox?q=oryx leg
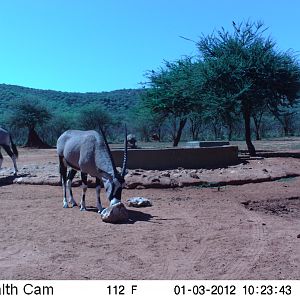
[67,169,77,207]
[0,147,3,169]
[59,156,68,208]
[2,144,18,175]
[80,172,88,211]
[95,177,103,213]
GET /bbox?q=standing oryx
[56,128,127,212]
[0,127,18,176]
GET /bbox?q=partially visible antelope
[0,127,18,176]
[56,127,127,212]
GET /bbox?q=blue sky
[0,0,299,92]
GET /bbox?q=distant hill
[0,83,143,116]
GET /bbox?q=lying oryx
[0,127,18,175]
[56,128,127,212]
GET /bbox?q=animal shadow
[84,206,99,212]
[85,206,153,224]
[127,209,153,224]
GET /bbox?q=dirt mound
[243,196,300,218]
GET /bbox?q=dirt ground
[0,148,300,280]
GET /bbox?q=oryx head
[102,126,128,206]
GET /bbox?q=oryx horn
[121,125,128,178]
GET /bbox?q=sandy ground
[0,148,300,280]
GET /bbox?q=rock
[151,178,160,183]
[127,197,152,207]
[132,172,142,176]
[190,172,199,179]
[173,173,183,178]
[100,202,129,223]
[15,177,24,183]
[161,172,170,177]
[241,200,250,206]
[136,185,146,190]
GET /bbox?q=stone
[136,185,146,190]
[127,197,152,207]
[100,202,129,223]
[190,172,199,179]
[161,172,171,177]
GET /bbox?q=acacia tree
[40,112,75,145]
[130,105,166,142]
[188,111,203,140]
[77,104,113,136]
[8,99,52,148]
[143,57,200,146]
[198,21,300,155]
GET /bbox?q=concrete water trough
[112,145,239,170]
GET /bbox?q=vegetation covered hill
[0,83,143,115]
[0,83,144,145]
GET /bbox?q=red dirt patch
[0,149,299,279]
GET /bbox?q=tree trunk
[227,122,233,141]
[255,129,261,141]
[283,125,289,136]
[253,116,261,140]
[25,127,51,148]
[191,125,198,140]
[189,118,200,140]
[252,115,262,140]
[173,118,187,147]
[244,110,256,156]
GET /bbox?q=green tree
[8,98,52,147]
[143,57,199,146]
[77,104,114,136]
[197,21,300,155]
[188,111,203,140]
[130,105,166,142]
[40,112,75,145]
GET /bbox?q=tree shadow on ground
[0,173,31,187]
[0,175,16,186]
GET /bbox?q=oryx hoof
[71,203,78,208]
[63,203,69,208]
[80,207,87,211]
